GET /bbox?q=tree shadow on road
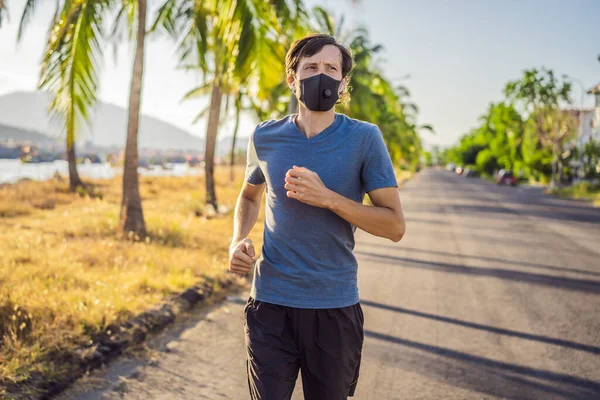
[358,244,600,278]
[402,217,599,244]
[448,204,600,224]
[355,252,600,295]
[377,226,594,256]
[362,330,600,400]
[360,299,600,355]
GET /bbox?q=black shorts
[244,297,364,400]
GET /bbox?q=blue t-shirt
[245,113,398,309]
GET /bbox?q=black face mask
[298,73,342,112]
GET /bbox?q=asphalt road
[58,169,600,400]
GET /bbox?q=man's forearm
[231,193,261,246]
[326,191,405,242]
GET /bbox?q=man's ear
[286,75,295,91]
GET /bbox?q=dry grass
[0,166,264,386]
[0,165,414,388]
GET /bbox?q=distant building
[569,109,597,149]
[569,84,600,178]
[569,84,600,149]
[588,83,600,140]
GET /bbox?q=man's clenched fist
[284,165,334,209]
[229,238,256,276]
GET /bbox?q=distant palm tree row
[1,0,428,240]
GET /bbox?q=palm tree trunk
[205,78,223,211]
[120,0,147,238]
[66,140,84,191]
[229,103,240,182]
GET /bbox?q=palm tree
[34,0,109,192]
[118,0,147,237]
[181,82,245,183]
[0,0,88,191]
[241,2,310,119]
[157,0,301,213]
[10,1,106,192]
[19,0,158,236]
[226,0,309,188]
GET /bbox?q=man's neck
[295,106,336,139]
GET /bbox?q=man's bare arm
[327,187,405,242]
[229,181,265,275]
[284,166,405,242]
[231,181,265,245]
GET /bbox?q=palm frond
[269,0,292,27]
[182,81,212,100]
[40,0,108,147]
[403,102,418,115]
[232,0,258,80]
[174,0,304,126]
[150,0,181,34]
[170,1,209,75]
[191,105,210,125]
[312,6,334,34]
[110,2,127,40]
[17,0,38,41]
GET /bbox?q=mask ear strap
[339,77,347,94]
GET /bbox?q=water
[0,159,204,184]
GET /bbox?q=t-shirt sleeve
[245,128,266,185]
[360,126,398,193]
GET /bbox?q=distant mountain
[216,135,250,157]
[0,91,204,151]
[0,123,59,144]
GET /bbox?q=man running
[229,33,406,400]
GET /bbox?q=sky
[0,0,599,148]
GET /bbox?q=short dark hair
[285,33,354,79]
